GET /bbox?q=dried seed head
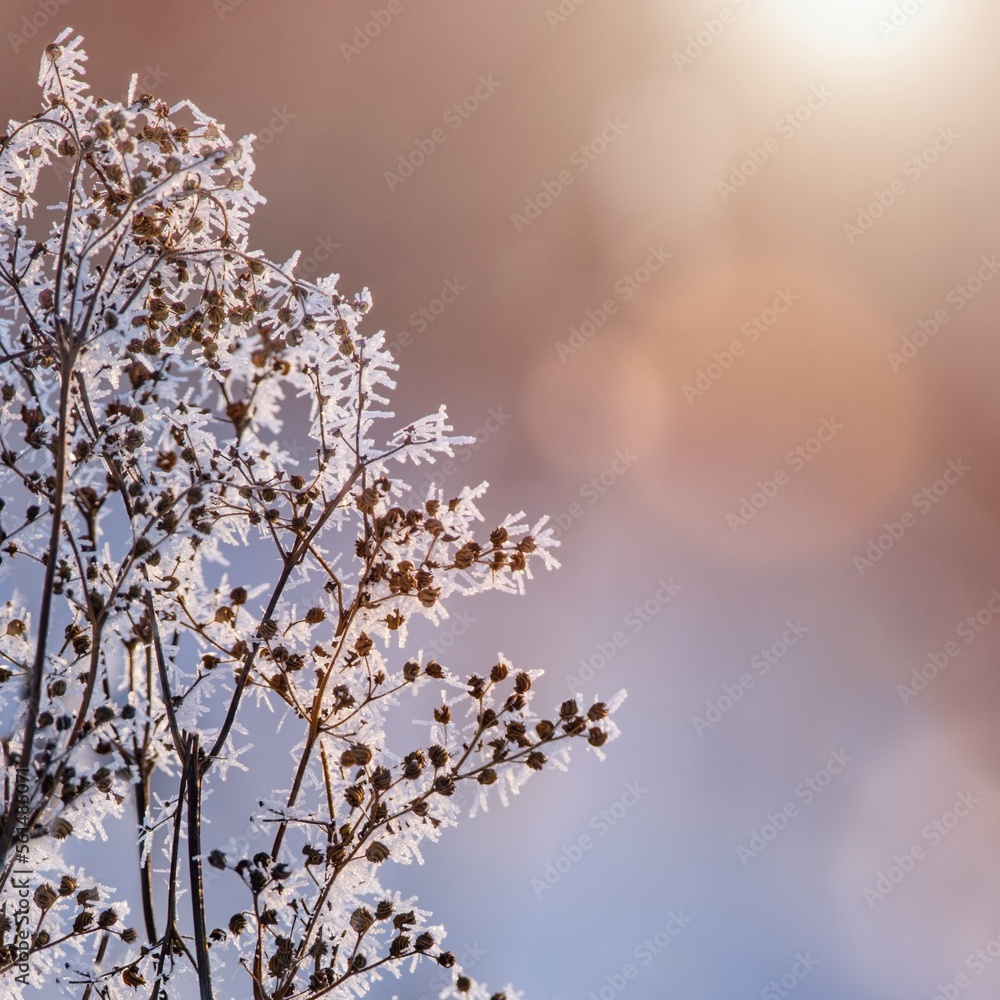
[365,841,390,863]
[350,907,374,934]
[535,719,555,740]
[34,884,58,909]
[51,817,73,840]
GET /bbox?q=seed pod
[535,719,555,740]
[122,966,146,988]
[375,900,394,920]
[526,751,547,771]
[433,775,456,796]
[505,721,526,741]
[58,875,77,896]
[418,586,440,608]
[477,768,497,786]
[490,662,509,682]
[559,699,578,719]
[514,671,532,693]
[365,841,390,863]
[350,907,374,934]
[51,817,73,840]
[34,884,58,908]
[453,544,476,569]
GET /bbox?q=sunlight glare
[778,0,887,49]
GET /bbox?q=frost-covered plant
[0,29,624,1000]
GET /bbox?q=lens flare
[777,0,886,48]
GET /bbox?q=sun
[777,0,886,49]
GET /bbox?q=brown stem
[0,346,76,867]
[186,735,213,1000]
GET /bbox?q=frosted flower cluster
[0,30,624,1000]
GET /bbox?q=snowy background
[5,1,1000,997]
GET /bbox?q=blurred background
[5,0,1000,997]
